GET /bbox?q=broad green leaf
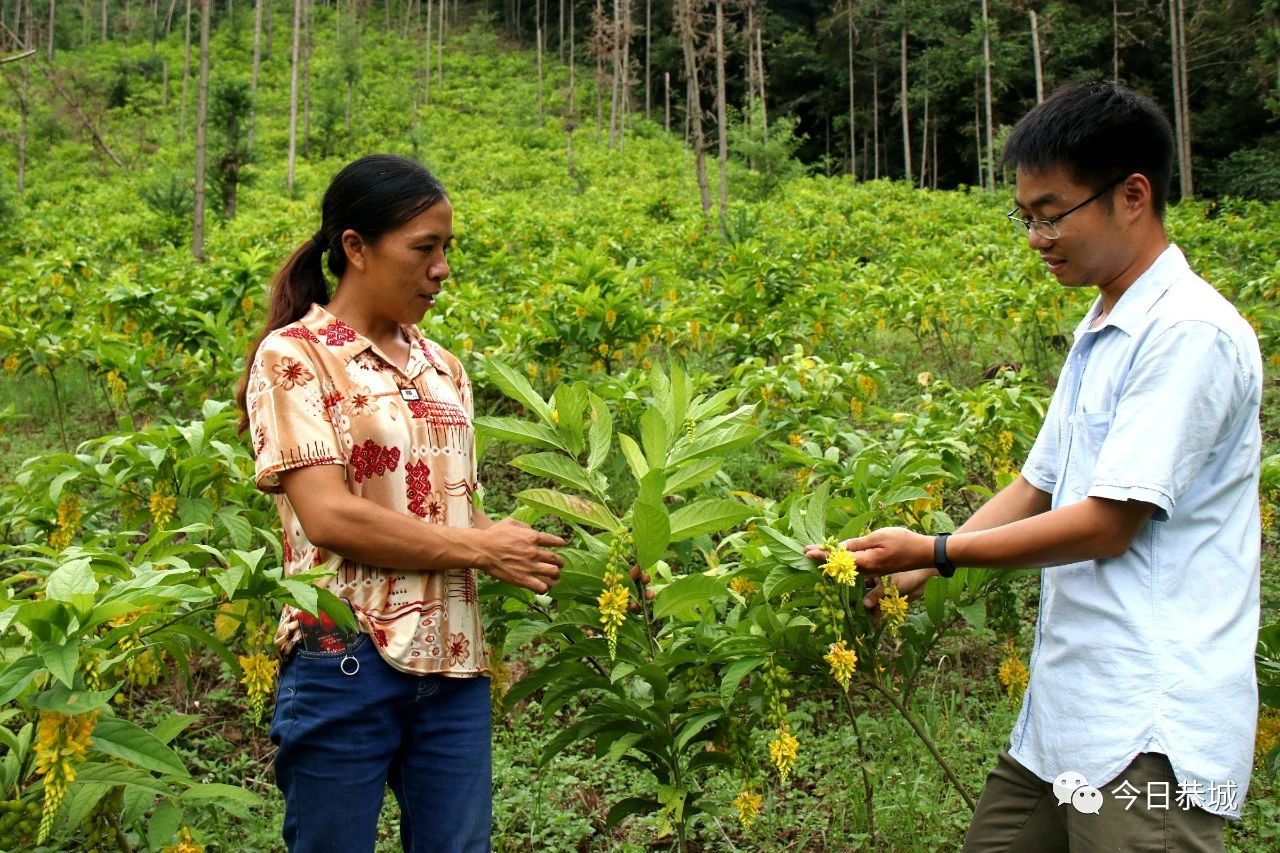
[178,782,263,808]
[631,499,670,570]
[673,710,722,753]
[148,801,185,850]
[216,508,255,551]
[653,574,726,619]
[510,452,600,497]
[604,797,660,829]
[74,761,174,795]
[668,499,754,542]
[63,781,114,829]
[618,434,648,480]
[552,383,587,456]
[0,655,43,705]
[639,407,670,469]
[34,685,118,714]
[586,393,613,473]
[473,416,564,451]
[151,713,201,745]
[280,579,320,614]
[91,717,190,777]
[719,656,766,708]
[517,488,620,531]
[46,557,98,603]
[663,457,723,496]
[483,358,553,421]
[39,641,79,688]
[668,420,759,466]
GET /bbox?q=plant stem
[869,677,975,810]
[842,688,877,844]
[47,368,70,452]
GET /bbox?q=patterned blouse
[245,303,488,676]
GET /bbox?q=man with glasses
[807,81,1261,849]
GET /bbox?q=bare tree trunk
[932,121,937,188]
[754,21,765,138]
[559,0,564,61]
[677,0,711,216]
[973,75,982,185]
[1030,9,1043,103]
[179,0,191,141]
[436,0,443,84]
[45,0,52,62]
[567,0,576,177]
[900,22,911,182]
[99,0,104,40]
[16,0,28,193]
[918,82,928,188]
[713,0,727,234]
[871,54,879,179]
[303,0,312,154]
[536,0,543,119]
[593,0,603,141]
[618,0,629,149]
[644,0,650,119]
[193,0,210,261]
[424,0,432,103]
[248,0,262,151]
[981,0,994,190]
[608,0,620,147]
[847,0,855,180]
[287,0,301,192]
[1113,0,1120,82]
[664,69,669,131]
[1169,0,1192,197]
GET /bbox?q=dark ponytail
[236,154,447,432]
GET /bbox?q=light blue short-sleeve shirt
[1014,244,1262,819]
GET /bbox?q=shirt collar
[299,304,452,378]
[1076,244,1184,339]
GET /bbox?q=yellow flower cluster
[1256,710,1280,762]
[49,495,82,551]
[856,374,877,399]
[2,355,18,375]
[597,533,632,660]
[525,362,539,379]
[878,581,909,636]
[768,725,799,782]
[917,371,932,386]
[106,369,127,404]
[1262,498,1275,536]
[489,656,510,716]
[824,641,857,691]
[34,710,98,841]
[604,309,618,327]
[821,547,858,586]
[732,788,762,829]
[162,826,205,853]
[239,653,279,724]
[787,433,803,447]
[997,645,1030,705]
[149,484,177,528]
[729,576,756,597]
[997,430,1015,454]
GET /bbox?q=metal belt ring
[340,654,360,676]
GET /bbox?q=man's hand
[475,518,567,593]
[804,526,935,577]
[863,567,937,613]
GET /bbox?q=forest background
[0,0,1277,851]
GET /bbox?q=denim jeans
[269,633,492,853]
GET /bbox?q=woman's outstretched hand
[476,518,567,593]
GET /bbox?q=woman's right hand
[474,518,566,593]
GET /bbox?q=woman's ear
[341,229,367,273]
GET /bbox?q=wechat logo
[1054,771,1103,815]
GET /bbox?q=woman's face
[347,199,454,327]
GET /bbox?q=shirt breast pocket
[1067,410,1113,498]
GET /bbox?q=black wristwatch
[933,532,957,578]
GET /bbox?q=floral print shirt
[245,303,487,676]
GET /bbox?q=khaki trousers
[962,751,1225,852]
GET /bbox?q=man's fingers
[804,546,829,560]
[533,561,562,580]
[535,531,568,548]
[862,582,883,610]
[533,549,565,567]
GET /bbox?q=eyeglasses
[1007,175,1126,240]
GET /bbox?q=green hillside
[0,6,1276,851]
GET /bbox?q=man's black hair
[1001,80,1175,216]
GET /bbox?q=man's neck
[1096,230,1170,315]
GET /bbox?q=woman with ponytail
[238,154,565,853]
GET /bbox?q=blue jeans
[269,634,492,853]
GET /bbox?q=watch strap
[934,532,957,578]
